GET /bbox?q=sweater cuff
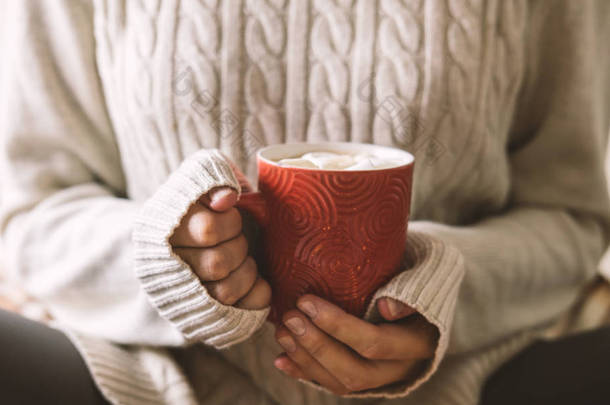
[353,230,465,398]
[133,149,269,349]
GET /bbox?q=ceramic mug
[236,142,414,322]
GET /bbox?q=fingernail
[387,299,403,318]
[274,358,288,372]
[284,317,306,336]
[298,301,317,319]
[211,187,233,202]
[277,336,296,353]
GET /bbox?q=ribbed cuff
[349,230,465,398]
[133,149,269,349]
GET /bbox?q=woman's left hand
[274,295,439,395]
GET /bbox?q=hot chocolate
[276,151,406,171]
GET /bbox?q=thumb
[201,187,238,212]
[377,297,417,321]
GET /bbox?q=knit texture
[133,149,269,348]
[62,329,199,405]
[292,231,465,398]
[361,232,465,397]
[1,1,610,405]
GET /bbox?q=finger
[169,204,241,247]
[295,296,380,357]
[236,277,272,310]
[174,234,248,281]
[281,311,373,392]
[225,160,254,193]
[279,319,422,392]
[366,358,425,390]
[206,257,257,305]
[201,187,238,212]
[277,351,419,394]
[377,297,417,321]
[275,326,349,395]
[296,295,437,360]
[274,354,308,380]
[371,358,430,389]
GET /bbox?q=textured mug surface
[236,143,414,322]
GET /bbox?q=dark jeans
[481,326,610,405]
[0,310,107,405]
[1,309,609,405]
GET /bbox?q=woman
[1,0,609,404]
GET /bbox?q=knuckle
[201,228,219,246]
[196,214,219,246]
[206,251,230,280]
[240,278,272,309]
[315,310,340,333]
[246,255,256,268]
[211,282,237,305]
[304,336,326,359]
[208,264,230,281]
[359,339,385,360]
[244,257,258,276]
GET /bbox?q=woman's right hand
[170,187,271,310]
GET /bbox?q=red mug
[236,142,414,322]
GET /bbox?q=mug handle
[235,192,269,226]
[225,158,268,226]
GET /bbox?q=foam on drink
[276,151,405,171]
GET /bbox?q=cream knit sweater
[1,1,610,404]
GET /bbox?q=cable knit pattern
[373,0,424,148]
[413,0,487,222]
[463,0,527,220]
[133,150,269,348]
[126,1,174,183]
[307,0,355,142]
[486,0,527,137]
[243,0,287,175]
[174,0,222,153]
[2,1,610,405]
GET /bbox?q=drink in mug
[276,151,407,171]
[236,142,414,322]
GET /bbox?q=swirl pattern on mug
[294,226,384,314]
[259,162,413,319]
[320,171,389,212]
[361,176,410,243]
[266,172,338,247]
[268,260,333,322]
[259,162,295,199]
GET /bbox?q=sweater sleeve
[0,0,267,348]
[359,0,610,398]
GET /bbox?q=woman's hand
[169,186,271,310]
[274,295,438,395]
